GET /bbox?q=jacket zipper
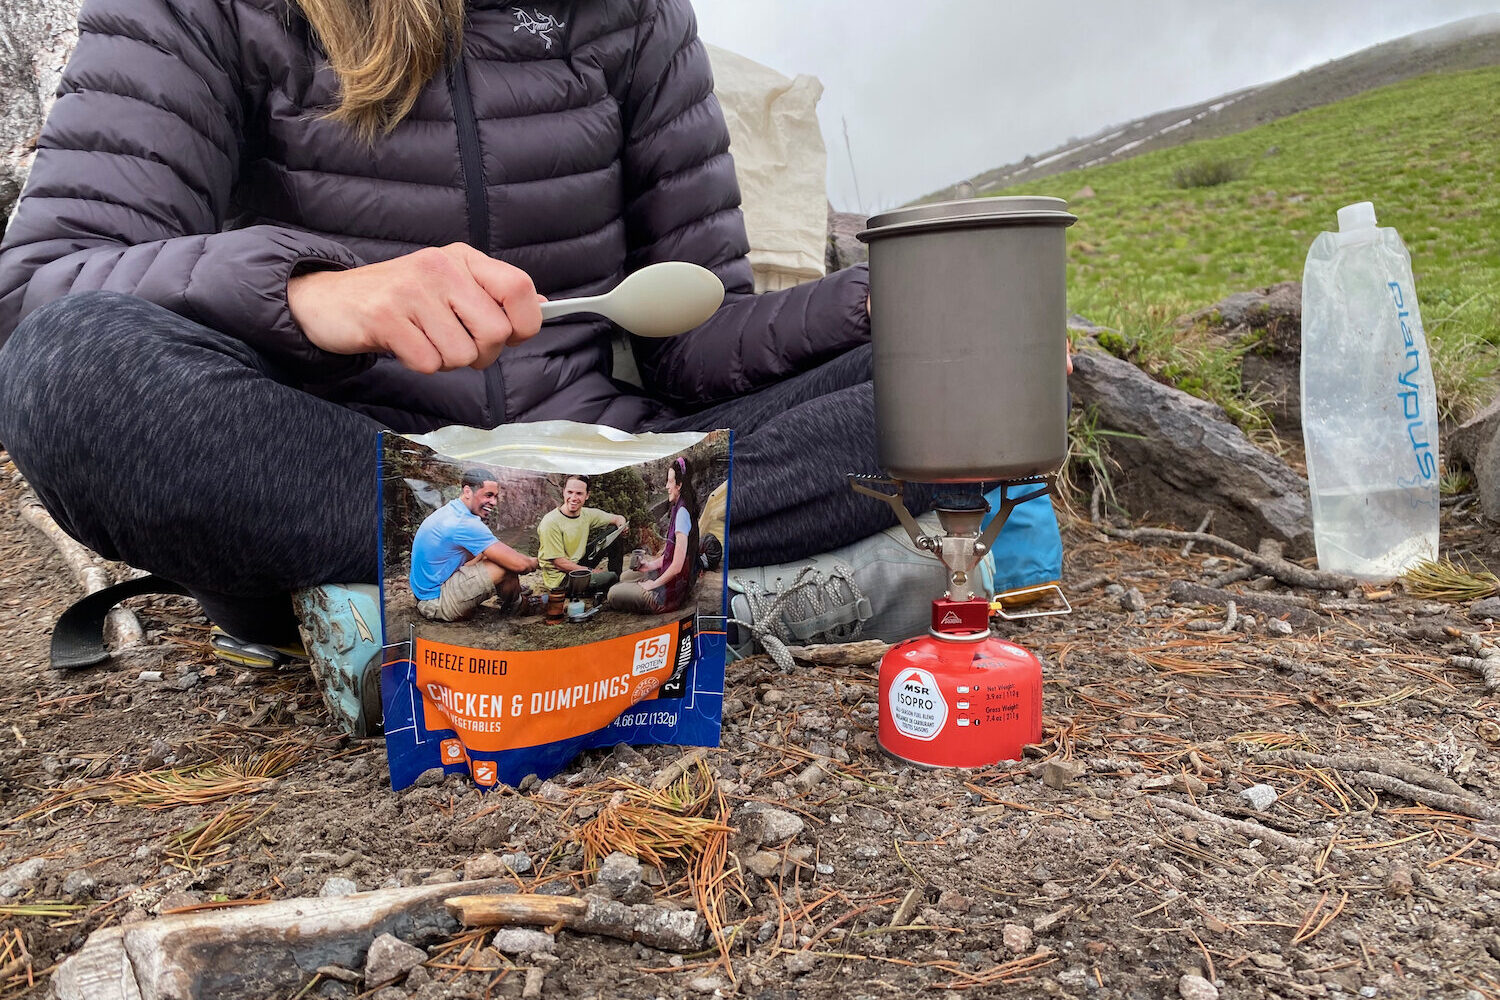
[447,54,490,252]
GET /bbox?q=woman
[0,0,904,646]
[608,456,699,614]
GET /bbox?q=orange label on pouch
[413,627,681,754]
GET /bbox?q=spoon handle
[539,294,608,323]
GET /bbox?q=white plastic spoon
[538,261,725,338]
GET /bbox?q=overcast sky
[693,1,1500,212]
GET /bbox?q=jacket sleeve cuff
[184,226,374,380]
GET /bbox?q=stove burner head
[850,474,1060,619]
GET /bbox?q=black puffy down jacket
[0,0,869,432]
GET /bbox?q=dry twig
[1149,797,1319,857]
[1096,524,1356,591]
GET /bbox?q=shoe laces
[730,564,866,670]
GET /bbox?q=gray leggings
[0,292,926,643]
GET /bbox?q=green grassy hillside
[1003,63,1500,424]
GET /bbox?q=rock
[1032,905,1074,934]
[1171,774,1209,796]
[61,869,97,898]
[167,671,202,690]
[155,890,200,913]
[1240,783,1279,811]
[743,851,782,879]
[1002,923,1034,953]
[463,854,509,880]
[784,951,818,975]
[490,928,556,954]
[315,965,362,984]
[1179,973,1220,1000]
[1384,866,1414,898]
[826,206,868,273]
[1470,597,1500,622]
[739,805,804,845]
[595,851,644,899]
[1121,587,1147,612]
[319,877,358,898]
[363,933,426,987]
[1450,395,1500,520]
[1071,185,1095,200]
[1,0,82,222]
[688,975,726,994]
[1192,281,1305,433]
[499,852,532,874]
[1039,759,1087,790]
[1070,346,1312,554]
[936,890,970,914]
[0,857,45,898]
[522,967,545,999]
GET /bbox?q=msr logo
[511,8,565,49]
[940,611,962,625]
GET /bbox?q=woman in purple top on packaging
[608,457,699,614]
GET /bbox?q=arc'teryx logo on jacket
[512,8,565,48]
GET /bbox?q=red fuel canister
[877,602,1044,767]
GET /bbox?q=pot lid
[859,196,1075,241]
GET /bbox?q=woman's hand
[287,243,544,373]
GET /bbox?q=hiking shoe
[290,583,384,737]
[727,513,950,654]
[208,627,308,671]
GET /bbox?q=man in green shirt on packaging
[537,476,628,592]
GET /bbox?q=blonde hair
[295,0,465,138]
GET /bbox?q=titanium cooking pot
[566,569,593,597]
[857,196,1077,482]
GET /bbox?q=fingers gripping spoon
[538,261,725,338]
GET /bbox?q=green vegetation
[1171,156,1250,189]
[1004,64,1500,426]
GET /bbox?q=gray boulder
[1,0,83,230]
[1449,395,1500,520]
[1070,346,1313,554]
[826,206,868,272]
[1191,281,1304,433]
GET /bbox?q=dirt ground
[3,452,1500,1000]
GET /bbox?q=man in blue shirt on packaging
[409,469,538,622]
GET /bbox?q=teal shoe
[290,583,384,737]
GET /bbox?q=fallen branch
[649,747,712,790]
[19,490,143,650]
[1096,524,1355,592]
[1345,770,1499,821]
[1181,511,1214,557]
[1258,750,1468,798]
[1170,581,1322,629]
[447,893,708,953]
[53,878,518,1000]
[1452,633,1500,692]
[1149,796,1319,857]
[784,639,890,667]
